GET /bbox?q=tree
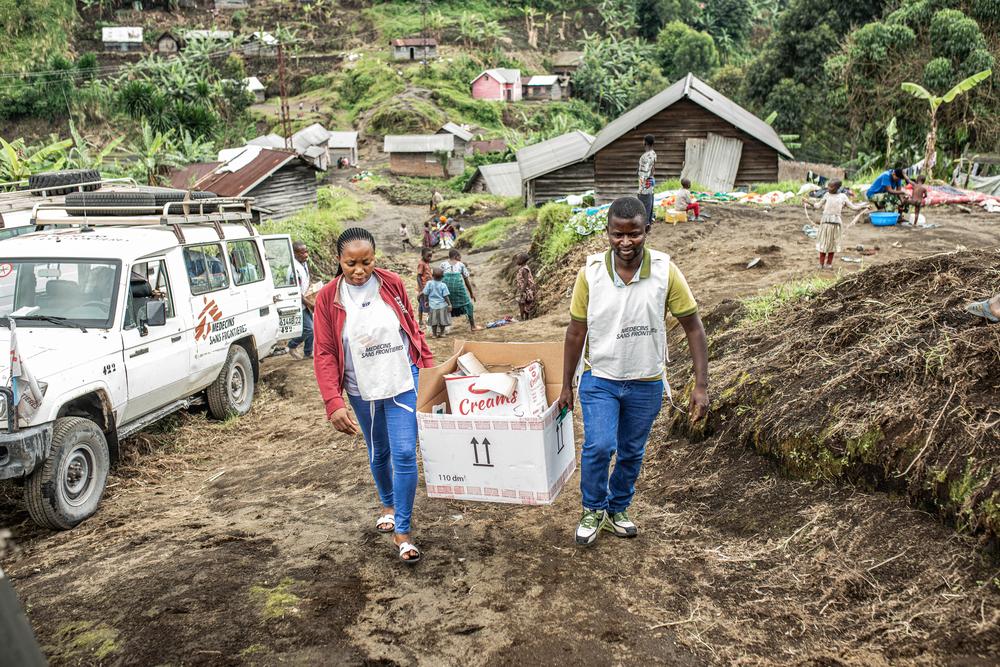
[0,136,71,182]
[698,0,753,56]
[901,69,992,175]
[573,36,654,115]
[125,123,182,186]
[656,21,719,81]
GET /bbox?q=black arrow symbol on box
[472,437,494,467]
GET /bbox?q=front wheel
[207,345,256,419]
[24,417,109,530]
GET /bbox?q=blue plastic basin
[870,212,899,226]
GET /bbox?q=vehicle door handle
[130,348,149,358]
[273,295,281,303]
[171,335,182,343]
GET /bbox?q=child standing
[416,248,433,329]
[422,268,452,337]
[904,174,928,225]
[441,249,481,331]
[807,179,868,270]
[399,223,414,250]
[675,178,703,222]
[514,252,537,320]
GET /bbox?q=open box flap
[418,340,565,414]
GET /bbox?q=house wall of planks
[248,163,318,220]
[524,160,595,206]
[592,98,781,202]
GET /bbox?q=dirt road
[2,197,998,665]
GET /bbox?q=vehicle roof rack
[29,197,259,243]
[0,177,139,207]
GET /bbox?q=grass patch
[260,186,369,276]
[0,0,76,73]
[249,578,301,620]
[749,180,805,194]
[461,215,525,249]
[352,171,391,192]
[741,277,836,325]
[437,193,511,216]
[47,621,120,662]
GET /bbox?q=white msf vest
[585,250,670,381]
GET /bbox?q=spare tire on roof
[65,191,156,217]
[152,189,219,213]
[28,169,102,196]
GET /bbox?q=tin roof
[472,68,520,85]
[464,162,521,197]
[244,76,265,92]
[516,130,594,182]
[525,75,559,86]
[191,148,299,196]
[439,122,474,143]
[247,134,286,149]
[102,27,143,43]
[587,73,793,159]
[184,29,234,40]
[291,123,332,153]
[551,51,584,68]
[169,162,222,189]
[327,131,358,149]
[383,134,454,153]
[391,37,437,47]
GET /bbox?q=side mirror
[142,300,167,328]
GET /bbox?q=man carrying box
[558,196,709,547]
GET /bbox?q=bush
[657,21,719,82]
[923,57,954,92]
[532,202,577,266]
[929,9,985,60]
[458,215,523,249]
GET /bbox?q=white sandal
[375,513,395,533]
[397,541,421,565]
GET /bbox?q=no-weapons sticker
[0,264,12,278]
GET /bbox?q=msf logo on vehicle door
[195,297,223,341]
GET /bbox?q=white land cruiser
[0,193,303,529]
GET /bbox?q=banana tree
[901,69,992,176]
[0,137,72,183]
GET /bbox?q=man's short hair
[292,241,308,251]
[607,196,647,225]
[644,134,655,146]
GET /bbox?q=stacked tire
[28,169,101,196]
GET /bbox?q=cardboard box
[444,360,547,418]
[417,341,576,505]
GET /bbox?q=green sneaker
[575,509,607,546]
[603,510,638,538]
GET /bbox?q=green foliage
[259,187,369,277]
[532,202,580,266]
[460,215,525,249]
[923,57,955,92]
[741,277,835,325]
[0,136,71,181]
[574,37,656,115]
[0,0,76,72]
[636,0,701,39]
[656,21,719,81]
[698,0,753,55]
[929,9,985,60]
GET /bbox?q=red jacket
[313,268,434,418]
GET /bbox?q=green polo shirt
[569,249,698,323]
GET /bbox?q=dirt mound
[674,249,1000,542]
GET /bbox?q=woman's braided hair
[335,227,376,276]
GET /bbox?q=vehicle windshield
[0,259,120,328]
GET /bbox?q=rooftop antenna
[277,28,293,150]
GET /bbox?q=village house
[247,133,287,149]
[102,27,144,53]
[464,162,521,197]
[391,37,438,62]
[327,131,359,167]
[469,139,508,155]
[551,51,583,97]
[155,31,182,56]
[517,130,594,207]
[437,123,474,156]
[244,77,266,103]
[242,31,278,57]
[584,73,794,201]
[170,146,320,220]
[523,75,562,101]
[291,123,332,171]
[383,134,463,178]
[471,69,522,102]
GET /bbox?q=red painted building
[470,69,522,102]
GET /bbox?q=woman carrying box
[312,227,435,564]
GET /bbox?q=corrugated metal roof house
[586,73,794,201]
[391,37,438,61]
[291,123,332,170]
[327,131,359,167]
[471,69,522,102]
[463,162,521,197]
[523,75,562,101]
[437,122,474,155]
[383,134,463,178]
[102,27,144,52]
[172,147,319,220]
[517,130,595,206]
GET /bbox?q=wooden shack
[464,162,521,197]
[523,75,562,101]
[391,37,438,61]
[516,130,595,207]
[551,51,583,97]
[327,131,359,167]
[176,147,320,220]
[585,73,794,202]
[383,134,462,178]
[156,31,181,56]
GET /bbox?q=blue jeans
[288,307,313,357]
[347,365,420,534]
[579,371,663,513]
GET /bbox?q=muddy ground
[2,191,999,665]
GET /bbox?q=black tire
[207,345,256,419]
[24,417,109,530]
[152,189,219,213]
[65,191,156,216]
[28,169,101,196]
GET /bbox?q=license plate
[279,314,301,334]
